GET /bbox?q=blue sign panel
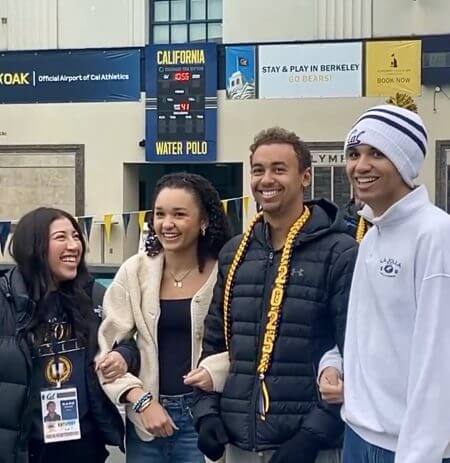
[145,43,217,162]
[422,35,450,85]
[0,49,141,103]
[225,46,256,99]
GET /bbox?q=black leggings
[29,434,109,463]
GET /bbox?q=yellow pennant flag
[243,196,249,216]
[222,200,228,214]
[103,214,113,244]
[138,211,147,232]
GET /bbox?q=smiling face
[346,144,412,216]
[153,187,205,254]
[251,143,310,219]
[47,218,83,284]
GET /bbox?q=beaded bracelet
[132,391,153,413]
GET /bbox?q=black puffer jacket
[193,200,358,452]
[0,268,138,463]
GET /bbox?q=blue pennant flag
[122,213,131,235]
[84,216,93,242]
[0,221,11,256]
[235,198,243,219]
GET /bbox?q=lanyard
[50,322,63,389]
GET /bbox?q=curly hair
[250,126,312,171]
[145,172,232,271]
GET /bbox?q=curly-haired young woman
[97,173,232,463]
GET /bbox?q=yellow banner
[365,40,421,97]
[138,211,147,232]
[103,214,113,244]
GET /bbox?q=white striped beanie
[344,104,428,187]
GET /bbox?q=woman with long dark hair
[0,207,138,463]
[97,173,232,463]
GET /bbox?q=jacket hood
[1,267,35,329]
[253,198,349,247]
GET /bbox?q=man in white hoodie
[319,101,450,463]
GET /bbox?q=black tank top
[158,298,192,395]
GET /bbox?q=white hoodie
[324,185,450,463]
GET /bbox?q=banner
[138,211,147,232]
[258,42,362,99]
[365,40,421,96]
[84,216,93,242]
[145,44,217,162]
[0,49,141,104]
[0,221,11,256]
[243,196,250,216]
[225,46,256,99]
[222,200,228,214]
[122,213,131,235]
[235,197,242,219]
[79,216,93,242]
[103,214,113,244]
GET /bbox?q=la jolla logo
[379,257,401,278]
[346,129,365,147]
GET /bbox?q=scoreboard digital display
[145,44,217,162]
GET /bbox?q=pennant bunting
[222,200,228,214]
[0,221,11,256]
[235,197,242,219]
[103,214,113,244]
[122,213,131,235]
[84,216,93,242]
[77,217,84,233]
[138,211,147,232]
[243,196,249,216]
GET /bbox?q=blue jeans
[343,425,450,463]
[126,393,204,463]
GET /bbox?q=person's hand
[139,401,179,438]
[318,366,344,404]
[269,429,319,463]
[197,415,228,461]
[96,351,127,383]
[183,367,214,392]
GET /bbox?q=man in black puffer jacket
[192,127,358,463]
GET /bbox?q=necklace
[223,206,311,420]
[167,266,196,288]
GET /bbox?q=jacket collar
[360,185,429,228]
[134,251,218,303]
[255,199,347,248]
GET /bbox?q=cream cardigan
[97,252,229,442]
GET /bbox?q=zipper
[249,247,275,451]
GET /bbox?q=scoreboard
[146,44,217,162]
[157,69,205,141]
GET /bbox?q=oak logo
[0,72,30,85]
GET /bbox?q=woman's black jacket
[0,268,139,463]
